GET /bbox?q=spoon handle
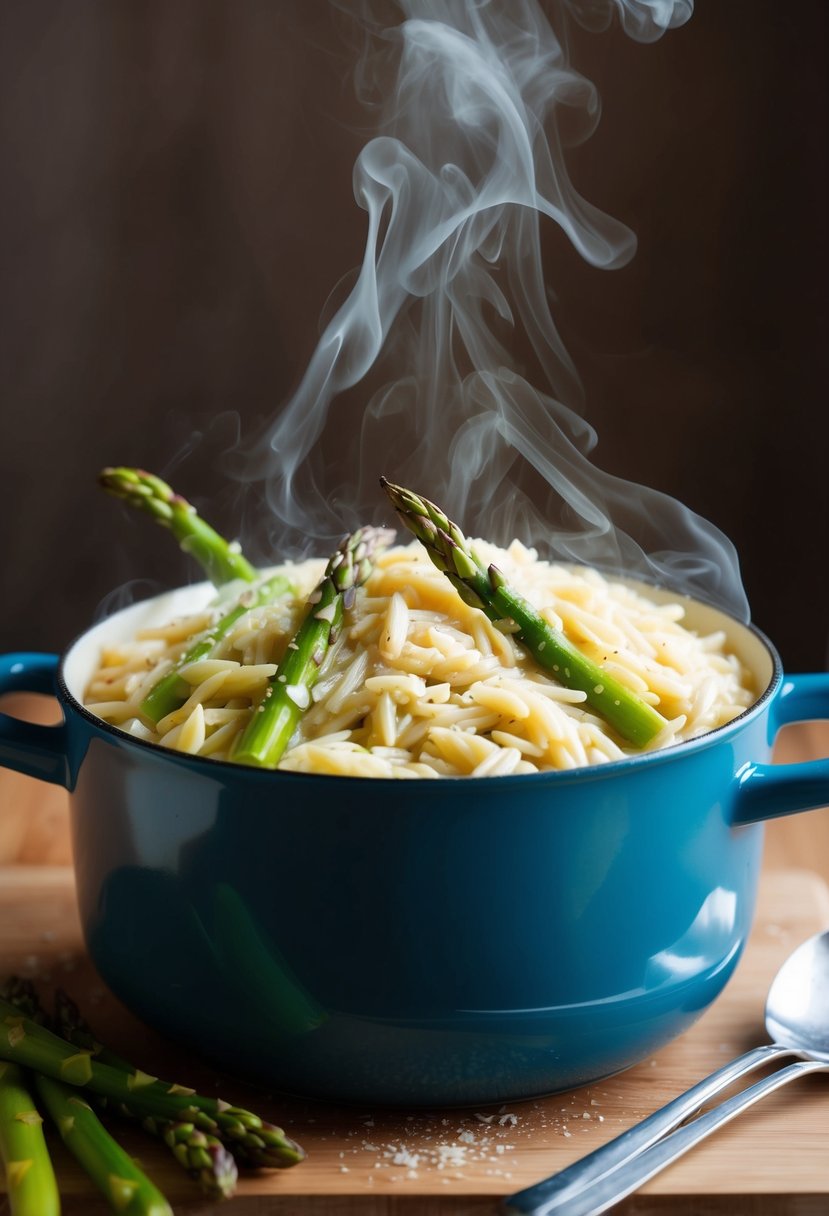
[501,1043,790,1215]
[524,1058,828,1216]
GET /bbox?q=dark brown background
[0,1,826,669]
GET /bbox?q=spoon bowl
[765,929,829,1062]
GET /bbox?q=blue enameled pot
[1,582,827,1106]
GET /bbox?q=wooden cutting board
[0,866,827,1215]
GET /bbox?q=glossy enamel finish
[1,592,827,1105]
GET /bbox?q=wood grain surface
[0,868,827,1215]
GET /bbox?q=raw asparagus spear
[140,573,294,725]
[53,991,237,1200]
[380,478,668,748]
[7,980,233,1197]
[0,1062,60,1216]
[5,982,127,1118]
[99,467,256,587]
[4,981,129,1113]
[233,525,395,769]
[159,1122,238,1196]
[34,1075,172,1216]
[0,1000,304,1169]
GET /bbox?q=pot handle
[732,673,829,825]
[0,653,69,787]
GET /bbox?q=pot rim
[57,584,784,788]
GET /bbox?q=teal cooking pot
[0,581,827,1105]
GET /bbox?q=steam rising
[242,0,748,621]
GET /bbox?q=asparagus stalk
[0,1001,304,1169]
[4,984,237,1199]
[380,479,668,749]
[140,573,294,726]
[159,1122,237,1197]
[99,467,256,587]
[34,1075,172,1216]
[53,992,237,1200]
[4,982,129,1114]
[0,1062,60,1216]
[233,525,396,769]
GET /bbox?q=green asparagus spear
[53,992,237,1200]
[6,989,174,1211]
[0,1062,60,1216]
[99,467,256,587]
[4,982,119,1120]
[232,525,396,769]
[140,574,294,725]
[0,1001,304,1169]
[159,1122,238,1197]
[380,478,668,748]
[34,1075,172,1216]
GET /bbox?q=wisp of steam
[241,0,748,621]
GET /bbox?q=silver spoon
[501,928,829,1216]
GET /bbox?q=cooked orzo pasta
[84,541,755,777]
